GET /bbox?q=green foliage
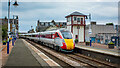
[106,23,113,25]
[2,40,7,43]
[108,42,114,45]
[18,33,21,34]
[75,39,78,43]
[85,41,90,45]
[85,41,90,43]
[75,39,78,41]
[2,26,8,40]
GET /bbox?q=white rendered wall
[79,26,84,42]
[73,26,84,42]
[67,26,71,32]
[73,26,78,40]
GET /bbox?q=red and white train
[19,28,75,52]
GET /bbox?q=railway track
[26,39,118,68]
[74,53,117,67]
[66,53,117,68]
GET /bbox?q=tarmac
[3,39,49,68]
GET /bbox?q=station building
[85,22,116,44]
[65,11,87,42]
[36,20,66,32]
[0,17,19,32]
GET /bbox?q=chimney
[37,20,39,26]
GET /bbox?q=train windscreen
[61,31,72,39]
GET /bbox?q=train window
[61,31,72,39]
[56,33,59,37]
[74,16,77,21]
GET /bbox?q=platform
[3,39,50,68]
[75,43,120,57]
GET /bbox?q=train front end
[60,30,75,52]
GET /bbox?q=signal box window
[77,18,80,22]
[74,16,77,21]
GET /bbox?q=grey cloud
[1,2,118,31]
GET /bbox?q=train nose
[64,39,74,50]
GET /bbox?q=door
[81,18,83,24]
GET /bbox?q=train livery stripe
[64,39,74,50]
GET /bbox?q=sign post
[89,29,92,46]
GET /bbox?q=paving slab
[75,44,120,57]
[3,39,41,67]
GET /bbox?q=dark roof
[65,11,86,18]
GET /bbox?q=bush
[108,42,114,49]
[86,41,90,43]
[108,42,114,45]
[75,39,78,43]
[2,25,8,40]
[3,40,7,43]
[86,41,90,45]
[3,40,7,45]
[106,23,113,25]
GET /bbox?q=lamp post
[13,15,18,37]
[87,13,92,46]
[7,0,18,54]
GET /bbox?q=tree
[2,26,8,40]
[106,23,113,25]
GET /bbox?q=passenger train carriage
[20,28,75,52]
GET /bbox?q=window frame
[74,16,77,21]
[77,18,80,22]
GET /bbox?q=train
[19,28,75,52]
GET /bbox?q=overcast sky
[1,1,119,32]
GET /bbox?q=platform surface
[3,39,42,67]
[75,43,120,57]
